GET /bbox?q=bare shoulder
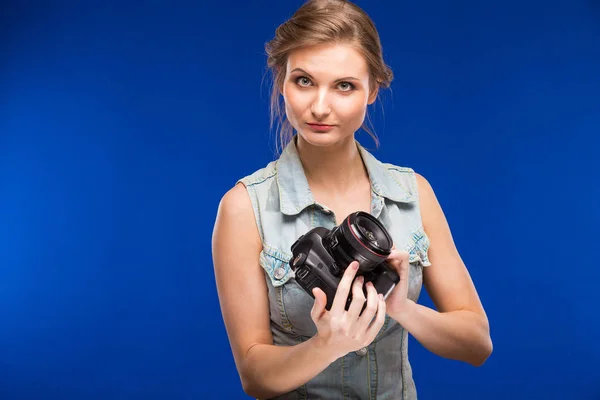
[414,172,431,193]
[217,183,254,221]
[213,183,260,249]
[413,172,441,227]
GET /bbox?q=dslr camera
[289,211,400,311]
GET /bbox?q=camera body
[289,211,400,311]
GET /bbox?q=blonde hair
[265,0,394,154]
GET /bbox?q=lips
[306,123,335,132]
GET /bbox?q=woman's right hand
[310,261,386,359]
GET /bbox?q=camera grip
[369,261,400,300]
[294,264,340,311]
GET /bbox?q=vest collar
[277,136,416,216]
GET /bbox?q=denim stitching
[400,328,405,400]
[385,167,416,202]
[263,244,292,263]
[366,348,371,399]
[370,344,378,400]
[241,167,277,187]
[342,355,349,399]
[240,182,265,242]
[309,204,316,230]
[276,285,296,335]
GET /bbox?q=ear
[367,85,379,105]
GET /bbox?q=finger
[388,250,410,275]
[310,287,327,322]
[388,249,409,264]
[397,251,410,278]
[346,276,366,322]
[365,293,386,340]
[330,261,360,314]
[355,281,379,332]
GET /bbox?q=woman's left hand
[383,248,415,320]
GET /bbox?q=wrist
[309,333,340,364]
[390,299,417,326]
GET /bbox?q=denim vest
[238,137,431,400]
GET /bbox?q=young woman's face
[282,43,377,148]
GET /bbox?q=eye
[295,76,312,87]
[338,82,356,92]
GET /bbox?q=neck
[295,134,368,194]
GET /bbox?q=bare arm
[388,173,493,366]
[213,183,376,398]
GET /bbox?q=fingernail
[379,294,384,300]
[353,262,359,270]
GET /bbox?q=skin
[212,42,492,399]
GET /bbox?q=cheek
[334,96,368,124]
[283,87,308,120]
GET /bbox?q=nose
[310,90,331,120]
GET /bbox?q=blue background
[2,0,599,399]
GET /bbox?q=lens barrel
[326,211,393,272]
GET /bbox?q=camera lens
[359,226,377,243]
[325,211,393,272]
[350,213,392,254]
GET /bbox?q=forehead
[286,43,369,79]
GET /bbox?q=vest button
[355,346,368,356]
[274,267,286,280]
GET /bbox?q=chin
[297,130,353,148]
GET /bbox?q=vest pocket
[403,226,431,303]
[260,246,319,338]
[259,245,294,287]
[406,226,431,267]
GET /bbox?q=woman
[212,1,492,398]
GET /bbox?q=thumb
[396,251,410,281]
[310,287,327,321]
[389,250,410,276]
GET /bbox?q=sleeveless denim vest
[237,137,431,400]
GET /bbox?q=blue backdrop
[2,0,599,399]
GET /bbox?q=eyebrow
[290,68,360,82]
